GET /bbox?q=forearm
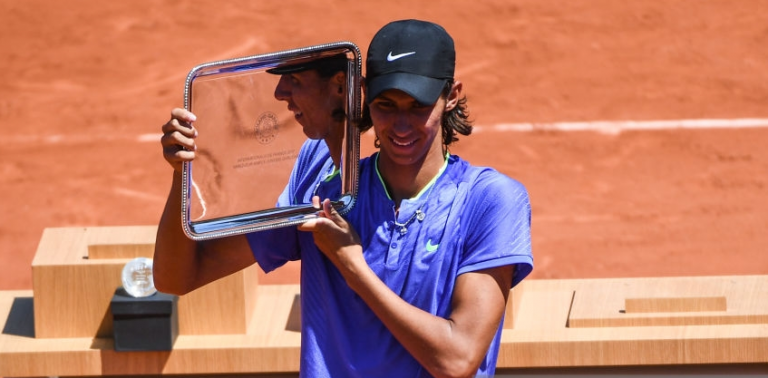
[153,172,201,295]
[341,257,492,378]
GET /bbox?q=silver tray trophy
[181,42,361,240]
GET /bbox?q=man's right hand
[161,108,198,172]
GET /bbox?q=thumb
[297,214,337,232]
[297,217,318,232]
[322,199,345,225]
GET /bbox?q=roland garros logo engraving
[254,112,279,144]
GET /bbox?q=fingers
[172,107,197,123]
[298,197,339,232]
[161,108,198,171]
[313,197,344,225]
[322,198,343,224]
[162,108,197,134]
[299,197,330,231]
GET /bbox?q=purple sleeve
[245,227,301,273]
[457,169,533,288]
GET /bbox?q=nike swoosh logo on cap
[387,51,416,61]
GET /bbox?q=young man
[299,19,533,377]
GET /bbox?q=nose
[391,110,412,134]
[273,75,291,101]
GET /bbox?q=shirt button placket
[386,224,401,268]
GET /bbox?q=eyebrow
[374,91,415,103]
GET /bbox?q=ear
[444,80,462,111]
[331,71,346,96]
[333,71,345,85]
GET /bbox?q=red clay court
[1,1,767,289]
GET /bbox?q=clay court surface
[1,1,767,290]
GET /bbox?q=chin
[303,129,326,140]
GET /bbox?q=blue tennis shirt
[277,138,339,207]
[248,150,533,378]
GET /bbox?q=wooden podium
[30,226,259,340]
[1,226,767,377]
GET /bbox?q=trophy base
[110,287,178,352]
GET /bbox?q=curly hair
[358,80,473,147]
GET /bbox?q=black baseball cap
[366,19,455,105]
[267,53,349,77]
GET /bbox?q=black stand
[110,287,178,352]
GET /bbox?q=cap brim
[366,72,447,105]
[267,53,349,75]
[266,64,310,75]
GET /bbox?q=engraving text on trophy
[232,149,298,170]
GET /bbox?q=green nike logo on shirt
[426,239,439,252]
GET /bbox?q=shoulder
[447,155,529,199]
[297,139,329,158]
[444,155,531,228]
[358,153,378,178]
[294,139,331,174]
[359,153,376,167]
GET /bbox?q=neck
[324,121,345,168]
[327,140,341,169]
[377,149,447,207]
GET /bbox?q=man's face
[273,70,343,140]
[368,88,445,168]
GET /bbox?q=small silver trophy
[121,257,157,298]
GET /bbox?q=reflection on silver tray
[181,42,361,240]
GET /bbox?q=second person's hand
[161,107,198,172]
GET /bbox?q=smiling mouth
[391,137,416,147]
[287,105,302,118]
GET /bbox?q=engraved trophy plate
[121,257,157,298]
[181,42,361,240]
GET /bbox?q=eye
[372,99,396,110]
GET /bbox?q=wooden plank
[568,276,768,327]
[503,281,526,329]
[625,296,727,313]
[86,226,158,259]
